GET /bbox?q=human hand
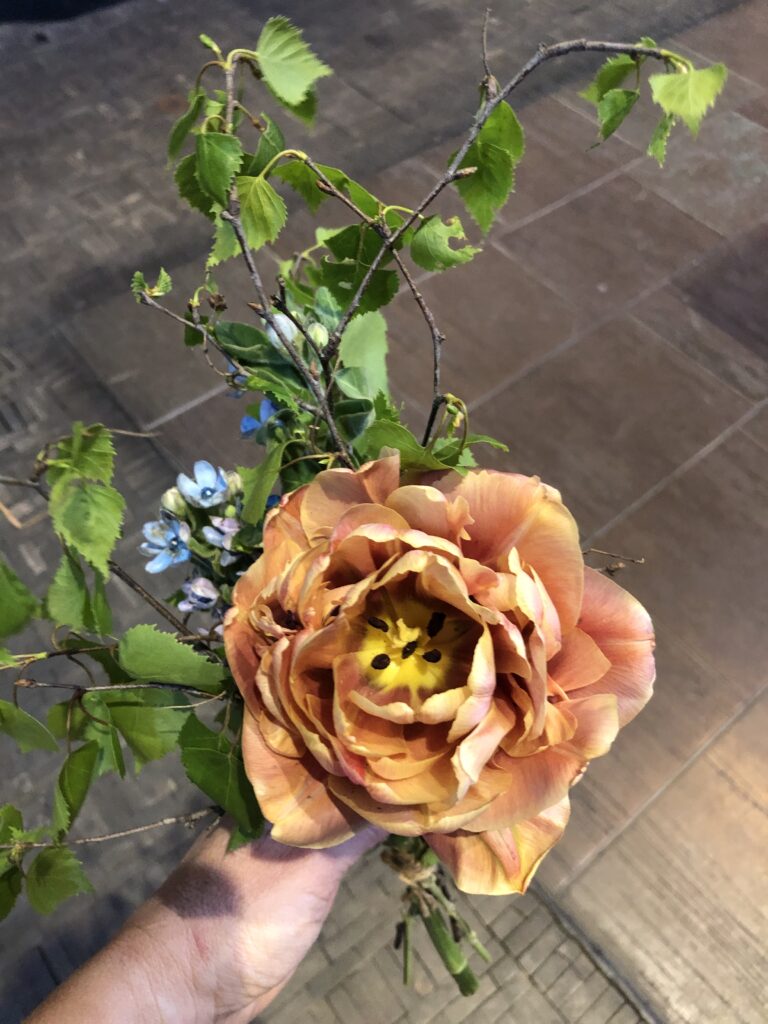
[27,820,384,1024]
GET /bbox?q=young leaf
[179,715,263,838]
[198,33,222,58]
[0,558,38,639]
[240,115,285,176]
[90,572,112,636]
[174,154,215,218]
[0,866,22,921]
[130,270,147,301]
[195,132,244,206]
[597,88,640,140]
[52,741,100,836]
[0,700,59,754]
[239,443,287,526]
[338,310,389,398]
[0,804,22,843]
[581,53,638,105]
[49,479,125,577]
[47,422,115,486]
[155,267,172,296]
[649,63,727,137]
[25,847,93,914]
[208,213,241,268]
[47,694,125,779]
[355,421,450,471]
[256,16,332,107]
[273,160,325,212]
[236,175,287,250]
[46,549,93,632]
[453,101,524,233]
[647,112,676,165]
[168,88,205,161]
[411,216,481,271]
[101,689,190,773]
[118,624,226,694]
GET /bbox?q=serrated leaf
[47,422,115,487]
[581,53,638,105]
[26,847,93,914]
[315,259,398,317]
[647,112,676,165]
[174,154,215,218]
[46,549,92,632]
[155,267,172,295]
[0,805,23,844]
[240,115,285,176]
[90,572,112,635]
[411,215,480,271]
[338,310,388,399]
[0,700,58,753]
[52,741,99,836]
[453,101,524,233]
[354,421,450,471]
[597,88,640,140]
[168,89,206,161]
[273,160,325,211]
[256,16,331,107]
[649,63,727,137]
[47,694,125,779]
[208,212,241,268]
[101,689,190,773]
[179,716,263,838]
[239,443,288,526]
[0,867,22,921]
[118,625,226,694]
[196,132,244,206]
[0,558,38,639]
[130,270,147,301]
[236,175,287,250]
[49,479,125,577]
[335,397,375,440]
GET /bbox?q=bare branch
[107,559,190,634]
[15,677,224,698]
[0,807,219,851]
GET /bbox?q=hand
[27,820,384,1024]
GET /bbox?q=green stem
[421,907,479,996]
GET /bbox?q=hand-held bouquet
[0,13,726,993]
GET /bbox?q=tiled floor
[1,1,766,1022]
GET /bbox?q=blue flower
[266,493,281,510]
[202,516,240,566]
[177,461,229,508]
[178,577,219,614]
[140,517,191,574]
[240,399,280,439]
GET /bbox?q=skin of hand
[26,820,385,1024]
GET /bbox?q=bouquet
[0,13,726,995]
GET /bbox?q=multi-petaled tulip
[224,455,654,895]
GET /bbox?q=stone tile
[741,404,768,452]
[632,285,768,402]
[496,175,721,321]
[674,0,768,89]
[561,691,768,1024]
[578,985,627,1024]
[676,221,768,365]
[471,315,749,538]
[153,388,250,472]
[629,112,768,237]
[737,92,768,132]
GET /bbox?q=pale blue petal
[145,549,173,573]
[176,473,199,503]
[194,461,218,489]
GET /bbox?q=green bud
[160,486,187,516]
[308,322,329,349]
[225,470,243,496]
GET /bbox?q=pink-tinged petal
[564,693,620,759]
[427,797,570,894]
[416,686,468,724]
[224,605,261,706]
[241,709,361,848]
[451,700,513,798]
[300,455,400,542]
[437,470,584,633]
[549,627,611,694]
[363,758,459,806]
[447,627,497,742]
[386,485,473,544]
[258,708,305,758]
[577,568,655,725]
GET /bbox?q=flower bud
[225,470,243,496]
[308,322,329,350]
[160,486,187,517]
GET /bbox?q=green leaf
[335,397,375,440]
[236,175,287,250]
[0,804,22,843]
[52,741,99,836]
[101,689,190,773]
[90,573,112,635]
[0,558,38,639]
[26,847,93,914]
[0,648,13,666]
[649,63,727,136]
[647,112,676,165]
[239,443,287,526]
[118,625,226,694]
[597,88,639,140]
[338,310,388,399]
[47,422,115,486]
[198,33,222,58]
[240,115,285,176]
[208,212,241,268]
[47,694,125,779]
[49,479,125,577]
[411,215,481,271]
[454,101,524,233]
[155,267,172,295]
[581,53,638,104]
[354,421,449,471]
[256,16,332,107]
[0,700,58,753]
[214,323,304,402]
[195,132,244,206]
[175,154,215,218]
[315,260,398,317]
[0,867,22,921]
[273,160,325,211]
[179,716,263,838]
[168,88,205,161]
[46,548,110,634]
[130,270,147,300]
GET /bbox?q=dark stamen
[329,605,341,617]
[427,612,446,638]
[423,649,442,663]
[371,653,391,670]
[367,616,389,632]
[401,641,417,659]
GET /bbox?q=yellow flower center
[357,595,469,697]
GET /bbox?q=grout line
[558,679,768,893]
[583,396,768,547]
[142,382,227,431]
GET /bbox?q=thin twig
[15,678,223,697]
[107,559,190,634]
[0,807,219,851]
[481,8,493,81]
[139,292,238,376]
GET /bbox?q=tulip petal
[300,454,401,542]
